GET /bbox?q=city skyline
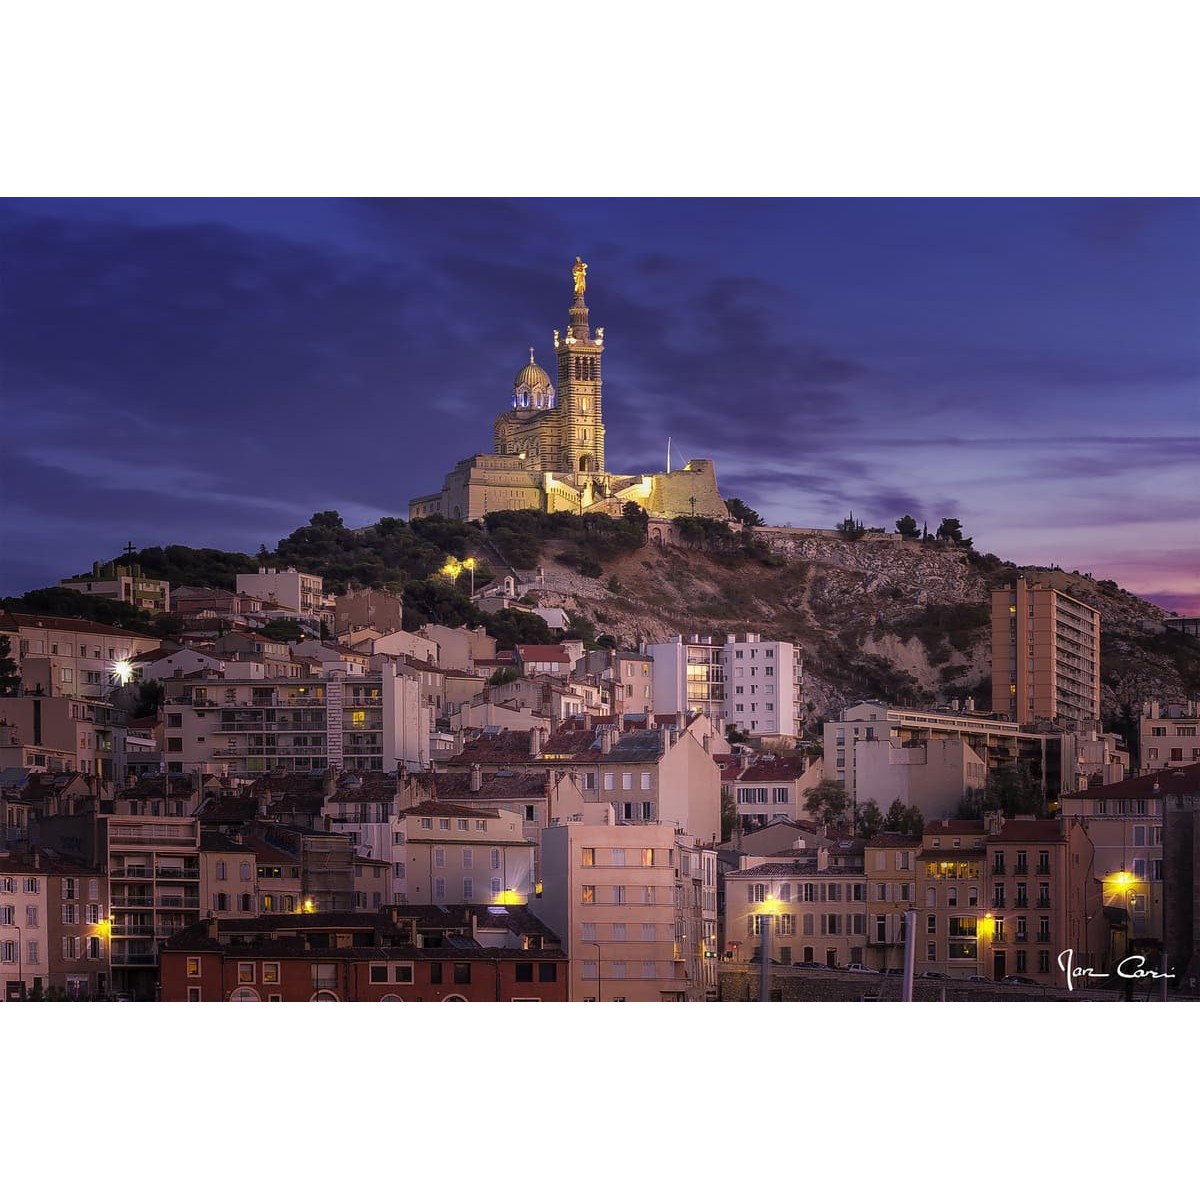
[2,197,1197,613]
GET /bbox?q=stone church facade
[409,259,729,524]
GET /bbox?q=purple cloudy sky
[2,197,1197,614]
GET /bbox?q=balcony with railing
[110,951,157,966]
[1014,896,1029,908]
[111,923,155,938]
[1036,897,1052,908]
[157,895,200,909]
[155,867,200,880]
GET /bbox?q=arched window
[926,887,936,908]
[442,994,468,1002]
[380,994,404,1002]
[310,991,339,1002]
[230,986,260,1002]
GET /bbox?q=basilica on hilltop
[409,259,730,524]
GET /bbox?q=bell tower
[554,256,605,478]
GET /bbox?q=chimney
[600,726,616,754]
[703,734,711,754]
[645,711,655,730]
[469,763,483,793]
[529,727,543,756]
[259,785,272,818]
[965,697,975,713]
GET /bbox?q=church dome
[511,348,555,410]
[514,353,551,392]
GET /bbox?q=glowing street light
[757,894,781,1003]
[462,557,477,596]
[439,556,463,584]
[977,912,995,980]
[111,659,134,685]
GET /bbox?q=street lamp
[757,896,781,1003]
[462,557,477,597]
[977,912,995,981]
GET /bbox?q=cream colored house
[723,860,869,968]
[398,800,536,906]
[539,821,692,1001]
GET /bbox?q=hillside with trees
[15,506,1196,736]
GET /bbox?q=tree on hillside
[803,780,852,830]
[2,588,157,635]
[935,517,973,548]
[727,498,765,527]
[883,799,925,835]
[896,514,920,539]
[721,785,737,842]
[0,635,19,696]
[133,680,165,719]
[259,618,306,643]
[856,799,885,840]
[482,608,553,650]
[836,512,866,542]
[984,761,1045,818]
[401,580,481,631]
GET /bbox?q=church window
[580,397,588,413]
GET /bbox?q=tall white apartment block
[235,567,326,619]
[646,633,802,737]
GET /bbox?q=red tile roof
[1062,762,1200,799]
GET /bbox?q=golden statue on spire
[572,256,588,299]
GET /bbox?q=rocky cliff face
[516,529,1199,734]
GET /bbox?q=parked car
[880,967,904,976]
[965,975,990,982]
[845,963,879,974]
[796,960,825,969]
[1002,974,1039,986]
[918,970,949,979]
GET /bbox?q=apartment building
[916,821,987,976]
[540,821,691,1000]
[863,833,921,970]
[1,850,50,1000]
[199,831,258,918]
[1059,767,1174,949]
[58,561,170,614]
[991,575,1101,732]
[396,800,536,906]
[732,754,824,829]
[646,633,803,736]
[235,567,326,620]
[159,907,568,1001]
[723,860,869,968]
[556,724,721,844]
[647,635,726,724]
[102,812,202,1000]
[1139,700,1200,772]
[981,817,1096,986]
[721,633,804,737]
[824,700,1054,815]
[0,612,160,702]
[162,661,430,776]
[1160,764,1200,986]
